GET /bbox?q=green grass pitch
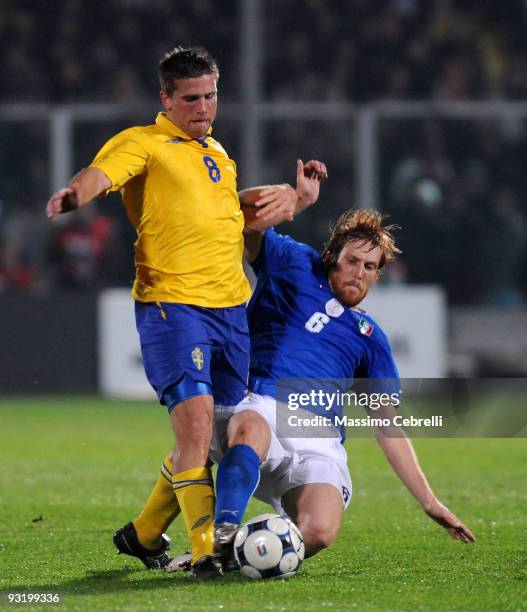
[1,397,525,611]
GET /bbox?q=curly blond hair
[321,208,401,271]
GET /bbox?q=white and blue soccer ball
[234,513,305,579]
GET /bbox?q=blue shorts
[135,301,249,410]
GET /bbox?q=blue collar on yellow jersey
[155,112,213,147]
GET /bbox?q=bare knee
[229,410,266,443]
[227,410,271,461]
[299,519,339,557]
[282,484,344,558]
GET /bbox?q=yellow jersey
[89,112,251,307]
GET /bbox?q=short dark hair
[321,208,401,272]
[159,46,219,96]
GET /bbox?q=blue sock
[215,444,260,525]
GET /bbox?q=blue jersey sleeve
[251,229,308,275]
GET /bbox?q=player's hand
[253,184,297,222]
[296,159,328,208]
[46,187,79,219]
[424,500,475,543]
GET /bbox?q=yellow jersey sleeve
[89,127,151,191]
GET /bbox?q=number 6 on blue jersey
[305,312,330,333]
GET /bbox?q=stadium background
[1,0,527,394]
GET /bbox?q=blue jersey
[247,230,400,433]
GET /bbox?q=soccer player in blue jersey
[206,208,475,565]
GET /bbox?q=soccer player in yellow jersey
[46,46,327,577]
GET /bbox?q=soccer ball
[234,513,305,579]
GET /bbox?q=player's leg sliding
[215,443,261,526]
[113,455,177,569]
[214,443,260,568]
[214,410,271,570]
[282,483,344,559]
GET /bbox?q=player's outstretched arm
[46,167,111,219]
[295,159,327,211]
[239,182,298,229]
[371,406,475,544]
[241,159,327,261]
[240,159,327,232]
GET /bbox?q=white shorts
[211,393,352,514]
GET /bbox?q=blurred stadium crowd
[1,0,526,305]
